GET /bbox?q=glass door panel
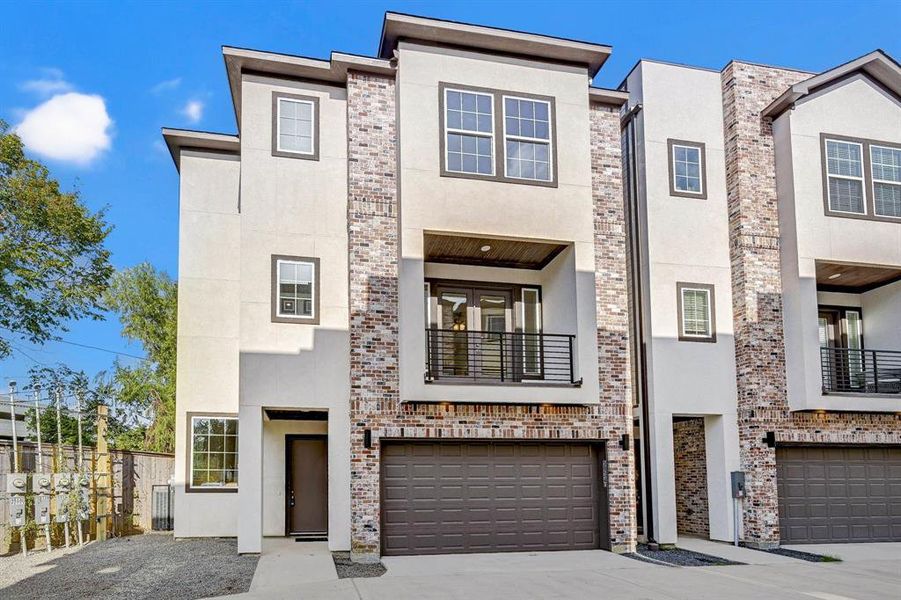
[438,289,470,376]
[477,292,510,378]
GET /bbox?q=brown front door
[286,435,328,537]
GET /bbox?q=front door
[286,435,328,537]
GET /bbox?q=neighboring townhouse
[622,51,901,546]
[162,12,900,559]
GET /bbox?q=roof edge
[588,87,629,106]
[161,128,240,171]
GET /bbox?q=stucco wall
[235,72,352,553]
[396,42,600,405]
[174,149,241,538]
[776,74,901,412]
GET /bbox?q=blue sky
[1,0,899,386]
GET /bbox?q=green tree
[104,263,177,453]
[25,364,146,450]
[0,121,113,358]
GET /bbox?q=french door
[434,285,513,379]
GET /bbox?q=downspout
[620,102,654,543]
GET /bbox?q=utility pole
[34,385,52,552]
[55,386,69,547]
[75,388,84,546]
[96,405,109,542]
[8,381,19,472]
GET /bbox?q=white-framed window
[825,138,866,214]
[678,283,715,342]
[503,96,552,182]
[671,144,704,195]
[276,258,316,320]
[870,144,901,218]
[189,416,238,489]
[444,88,494,176]
[521,287,542,375]
[277,97,315,155]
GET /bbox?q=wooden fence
[0,442,173,554]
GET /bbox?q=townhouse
[163,13,900,559]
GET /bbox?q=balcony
[425,329,580,385]
[821,347,901,395]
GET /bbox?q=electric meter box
[53,473,73,522]
[6,473,28,527]
[32,474,53,525]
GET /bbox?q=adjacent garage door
[776,446,901,543]
[381,441,607,555]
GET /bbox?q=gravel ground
[0,533,258,600]
[634,544,744,567]
[331,551,386,578]
[746,546,841,562]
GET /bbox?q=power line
[0,326,149,362]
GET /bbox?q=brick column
[720,62,807,546]
[346,70,398,562]
[590,101,636,552]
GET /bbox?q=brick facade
[673,418,709,537]
[346,82,636,559]
[721,62,901,547]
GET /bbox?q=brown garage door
[381,441,608,555]
[776,446,901,543]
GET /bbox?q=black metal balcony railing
[425,329,579,385]
[821,347,901,395]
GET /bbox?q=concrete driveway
[224,540,901,600]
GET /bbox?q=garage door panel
[381,441,604,555]
[777,446,901,544]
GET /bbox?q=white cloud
[151,77,182,94]
[20,68,73,96]
[15,93,113,165]
[181,99,204,124]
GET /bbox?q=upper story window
[440,83,557,187]
[444,89,494,176]
[503,97,552,182]
[667,140,707,199]
[821,134,901,222]
[871,144,901,218]
[272,92,319,160]
[189,415,238,492]
[677,282,716,343]
[272,255,320,324]
[825,139,865,214]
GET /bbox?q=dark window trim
[667,139,708,199]
[271,92,320,161]
[818,304,865,350]
[438,82,558,188]
[820,132,901,223]
[676,282,716,343]
[186,412,239,494]
[271,255,321,325]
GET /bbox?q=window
[272,92,319,160]
[444,88,494,176]
[825,139,865,214]
[667,140,707,199]
[677,283,716,342]
[272,255,320,324]
[504,96,552,182]
[871,144,901,218]
[189,415,238,491]
[821,134,901,222]
[439,83,557,186]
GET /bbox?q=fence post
[96,405,109,542]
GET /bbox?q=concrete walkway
[217,541,901,600]
[677,536,799,565]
